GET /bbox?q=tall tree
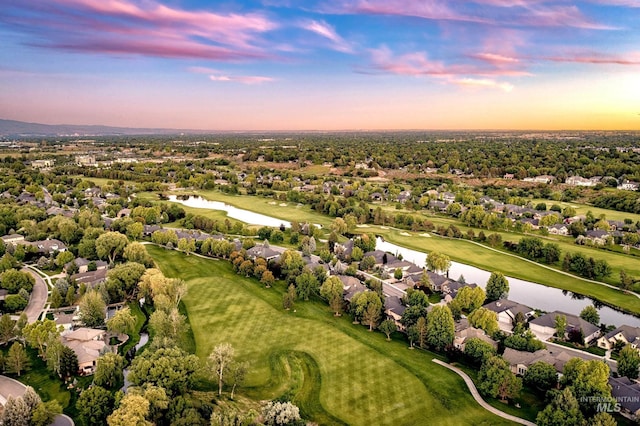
[379,319,397,341]
[229,361,250,400]
[23,319,60,358]
[536,388,584,426]
[77,386,115,426]
[426,251,451,275]
[107,394,151,426]
[6,342,28,376]
[128,347,200,396]
[107,307,137,335]
[94,353,125,389]
[426,305,455,351]
[468,307,499,336]
[0,313,16,345]
[477,355,522,402]
[78,290,107,327]
[554,314,567,340]
[209,343,235,396]
[320,276,344,316]
[618,344,640,379]
[485,272,509,302]
[95,231,129,264]
[0,395,30,426]
[579,305,600,326]
[523,361,558,393]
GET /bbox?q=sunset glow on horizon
[1,0,640,131]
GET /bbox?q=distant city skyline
[1,0,639,131]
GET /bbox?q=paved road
[432,359,537,426]
[0,376,74,425]
[22,267,49,323]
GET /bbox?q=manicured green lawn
[148,246,515,426]
[529,198,640,224]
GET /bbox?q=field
[148,246,515,425]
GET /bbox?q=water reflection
[376,237,640,328]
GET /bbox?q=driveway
[22,267,49,323]
[0,375,74,425]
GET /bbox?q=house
[385,296,407,330]
[547,224,569,236]
[609,376,640,418]
[502,347,587,376]
[75,155,96,167]
[454,319,497,351]
[61,327,106,374]
[442,282,478,303]
[71,268,108,289]
[618,180,639,191]
[482,299,535,333]
[31,159,55,169]
[523,175,555,184]
[566,176,597,187]
[363,250,398,266]
[396,191,412,203]
[333,240,354,261]
[27,239,67,255]
[143,225,162,236]
[246,242,281,262]
[529,311,600,344]
[1,234,25,246]
[585,230,611,245]
[64,258,108,274]
[54,310,79,333]
[597,325,640,351]
[370,192,384,202]
[338,275,368,302]
[503,173,514,180]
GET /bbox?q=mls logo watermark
[581,396,640,413]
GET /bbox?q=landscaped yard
[148,246,516,425]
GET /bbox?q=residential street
[22,267,49,323]
[0,375,74,425]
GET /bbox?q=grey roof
[246,244,280,260]
[604,325,640,345]
[483,299,533,315]
[610,376,640,413]
[586,230,609,239]
[385,296,407,316]
[530,311,599,337]
[503,347,589,373]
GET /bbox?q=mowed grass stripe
[149,246,513,425]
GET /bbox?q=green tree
[523,361,558,393]
[128,347,200,396]
[426,251,451,274]
[579,305,600,326]
[50,287,63,309]
[261,401,301,426]
[107,393,151,426]
[351,291,382,330]
[554,314,567,339]
[229,361,250,400]
[77,385,115,426]
[463,337,496,366]
[107,307,137,335]
[295,270,319,301]
[477,355,522,401]
[23,319,60,358]
[55,251,75,268]
[536,388,583,426]
[0,395,30,426]
[95,231,129,264]
[283,284,296,310]
[485,272,509,302]
[426,305,454,351]
[94,353,125,389]
[79,290,107,327]
[468,307,499,336]
[590,412,617,426]
[31,401,61,426]
[379,319,397,341]
[0,269,35,293]
[126,222,144,241]
[319,276,344,316]
[561,358,611,415]
[123,242,153,267]
[6,342,28,376]
[453,286,486,313]
[0,313,16,345]
[261,270,275,288]
[618,344,640,379]
[210,343,235,396]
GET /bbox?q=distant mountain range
[0,119,203,137]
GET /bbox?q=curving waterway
[166,194,639,327]
[376,237,640,328]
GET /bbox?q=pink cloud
[544,52,640,65]
[209,75,275,84]
[453,78,514,92]
[326,0,489,24]
[299,19,353,53]
[8,0,279,61]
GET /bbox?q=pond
[376,237,640,328]
[168,195,291,228]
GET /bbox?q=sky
[1,0,640,131]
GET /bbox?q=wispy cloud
[2,0,279,61]
[453,77,514,92]
[298,19,353,53]
[209,75,275,84]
